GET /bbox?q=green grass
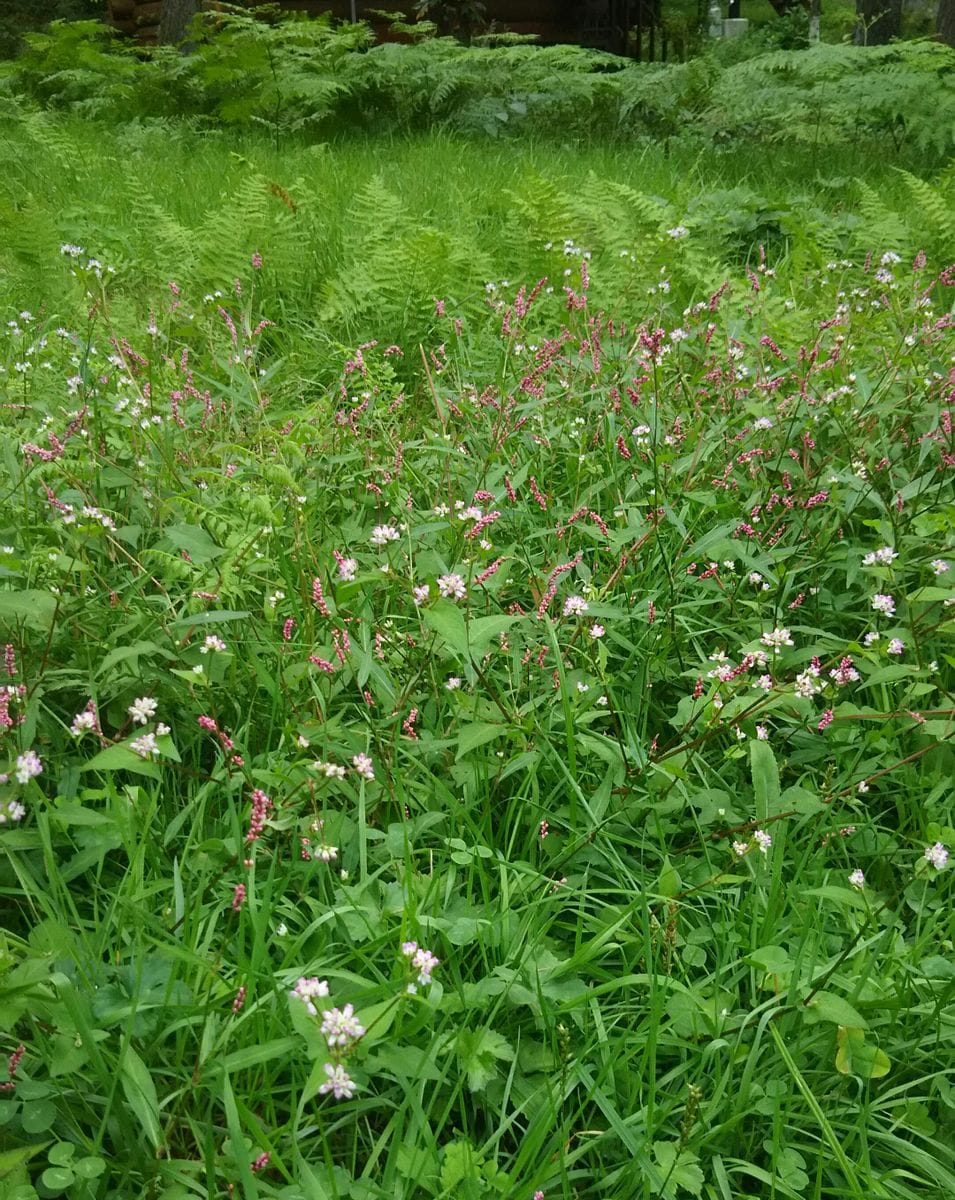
[0,53,954,1200]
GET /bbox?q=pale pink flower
[0,798,26,823]
[437,574,467,601]
[291,977,330,1016]
[130,732,160,759]
[320,1004,365,1048]
[14,750,42,784]
[369,524,400,547]
[128,696,157,725]
[352,753,374,781]
[70,709,97,736]
[318,1062,356,1100]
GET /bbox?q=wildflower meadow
[0,14,953,1200]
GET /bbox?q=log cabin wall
[104,0,647,54]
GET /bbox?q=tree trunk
[158,0,200,44]
[938,0,955,46]
[853,0,901,42]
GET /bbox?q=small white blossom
[563,595,589,617]
[0,798,26,823]
[130,733,160,759]
[70,710,97,736]
[369,524,400,547]
[437,574,467,601]
[352,753,375,781]
[128,696,158,725]
[318,1062,356,1100]
[291,976,329,1016]
[320,1004,365,1048]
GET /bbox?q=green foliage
[0,0,100,61]
[0,38,953,1200]
[1,17,952,166]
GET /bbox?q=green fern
[895,170,955,258]
[855,180,913,260]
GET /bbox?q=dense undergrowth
[1,16,954,1200]
[1,14,953,160]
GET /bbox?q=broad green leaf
[0,589,58,630]
[467,614,523,655]
[40,1166,75,1190]
[73,1156,106,1180]
[835,1026,891,1078]
[804,990,867,1029]
[456,722,507,759]
[19,1101,56,1134]
[162,523,223,562]
[396,1144,439,1195]
[119,1045,161,1149]
[907,586,954,603]
[221,1071,258,1198]
[169,609,250,628]
[0,1143,49,1178]
[80,743,161,778]
[656,856,682,898]
[355,998,398,1048]
[422,600,468,657]
[803,885,868,911]
[440,1140,483,1191]
[219,1038,299,1073]
[750,739,780,819]
[95,641,168,679]
[745,945,792,975]
[456,1028,514,1092]
[652,1142,705,1196]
